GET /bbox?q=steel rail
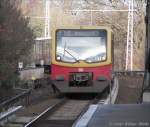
[0,106,22,121]
[25,82,112,127]
[73,77,119,127]
[25,94,106,127]
[71,84,112,127]
[0,89,31,109]
[24,98,67,127]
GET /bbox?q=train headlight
[56,75,64,81]
[56,56,61,61]
[97,75,107,81]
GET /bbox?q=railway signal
[18,62,23,70]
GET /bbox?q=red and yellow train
[51,26,113,93]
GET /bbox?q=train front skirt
[52,80,109,93]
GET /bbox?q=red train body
[51,26,113,93]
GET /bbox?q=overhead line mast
[125,0,134,71]
[70,0,134,71]
[45,0,50,38]
[34,0,51,65]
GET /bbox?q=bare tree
[0,0,35,88]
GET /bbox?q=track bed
[36,100,89,127]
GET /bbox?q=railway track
[32,99,90,127]
[0,76,120,127]
[24,98,94,127]
[0,71,143,127]
[0,92,109,127]
[24,90,110,127]
[0,98,64,127]
[0,84,61,127]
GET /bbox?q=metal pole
[125,1,130,70]
[45,0,50,38]
[125,0,134,71]
[131,0,134,70]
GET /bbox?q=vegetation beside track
[0,0,35,89]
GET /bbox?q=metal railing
[114,70,145,76]
[0,89,31,111]
[0,106,22,122]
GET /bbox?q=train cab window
[56,29,107,63]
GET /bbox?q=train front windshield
[56,30,107,63]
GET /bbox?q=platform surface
[74,103,150,127]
